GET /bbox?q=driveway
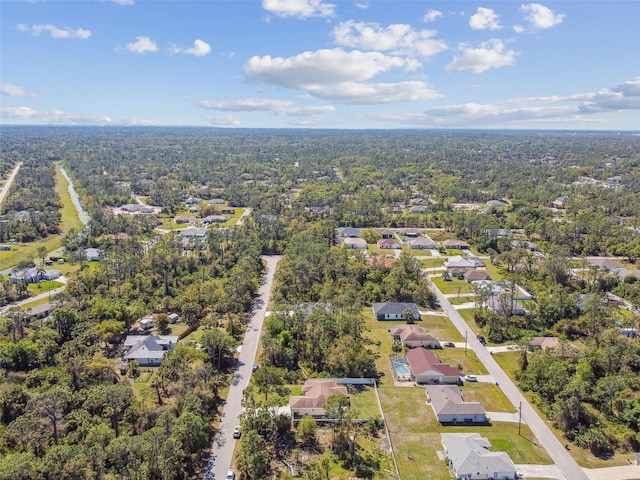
[205,255,281,480]
[426,272,589,480]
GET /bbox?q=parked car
[252,364,259,372]
[465,375,478,382]
[233,425,241,439]
[226,470,236,480]
[442,341,455,347]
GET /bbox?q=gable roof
[441,433,516,477]
[442,239,470,249]
[378,238,401,248]
[427,385,486,417]
[406,237,436,248]
[529,336,560,350]
[464,269,491,282]
[289,379,347,410]
[389,324,438,343]
[372,302,419,318]
[123,335,178,362]
[406,347,459,377]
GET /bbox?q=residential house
[445,256,479,271]
[464,269,491,282]
[400,228,421,237]
[174,214,197,225]
[553,196,569,208]
[9,268,61,284]
[26,302,55,320]
[120,204,155,214]
[185,196,202,205]
[587,258,625,272]
[407,237,436,250]
[179,227,207,238]
[289,379,348,422]
[85,248,103,262]
[378,238,401,250]
[407,347,460,384]
[343,238,367,249]
[510,240,538,252]
[486,293,526,316]
[426,386,487,424]
[487,200,508,208]
[409,205,428,214]
[372,302,420,321]
[389,324,440,349]
[372,228,394,239]
[14,210,31,222]
[123,335,179,366]
[209,198,225,205]
[202,215,227,224]
[442,239,470,250]
[337,227,361,238]
[219,207,236,214]
[441,433,517,480]
[295,302,333,317]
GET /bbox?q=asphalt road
[0,162,22,210]
[427,273,589,480]
[205,255,281,480]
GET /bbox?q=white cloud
[207,115,241,126]
[17,23,91,39]
[1,84,36,97]
[125,36,158,54]
[261,0,335,18]
[244,48,411,89]
[445,39,517,73]
[513,25,525,33]
[0,106,112,124]
[171,39,211,57]
[469,7,502,30]
[423,9,443,23]
[520,3,564,30]
[110,0,134,5]
[332,21,447,58]
[198,97,335,116]
[308,81,441,104]
[355,1,369,9]
[199,98,295,112]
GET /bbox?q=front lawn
[432,276,472,295]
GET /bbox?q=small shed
[168,313,180,324]
[140,317,154,330]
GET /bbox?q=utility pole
[518,401,522,435]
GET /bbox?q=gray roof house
[426,386,487,424]
[407,237,436,250]
[441,433,517,480]
[85,248,103,262]
[337,227,361,238]
[123,335,178,366]
[372,302,420,321]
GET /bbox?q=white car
[226,470,236,480]
[465,375,478,382]
[233,425,241,439]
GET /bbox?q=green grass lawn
[346,385,381,420]
[27,280,64,294]
[432,276,472,295]
[419,257,446,270]
[460,382,515,412]
[1,164,83,269]
[447,296,476,306]
[419,314,464,342]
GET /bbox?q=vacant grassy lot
[459,382,514,412]
[432,277,473,295]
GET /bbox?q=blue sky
[1,0,639,129]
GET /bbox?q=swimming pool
[391,357,412,381]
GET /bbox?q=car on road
[226,470,236,480]
[252,364,259,372]
[233,425,241,439]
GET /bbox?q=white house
[441,433,517,480]
[372,303,420,321]
[123,335,179,366]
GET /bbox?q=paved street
[426,273,589,480]
[206,255,281,480]
[0,162,22,210]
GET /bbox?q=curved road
[206,255,281,480]
[426,273,588,480]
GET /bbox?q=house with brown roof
[372,228,394,239]
[202,214,227,224]
[289,379,348,422]
[464,269,491,282]
[344,237,368,249]
[406,347,460,384]
[400,228,421,237]
[426,385,487,424]
[389,325,440,349]
[219,206,236,214]
[528,337,578,356]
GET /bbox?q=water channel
[59,166,90,226]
